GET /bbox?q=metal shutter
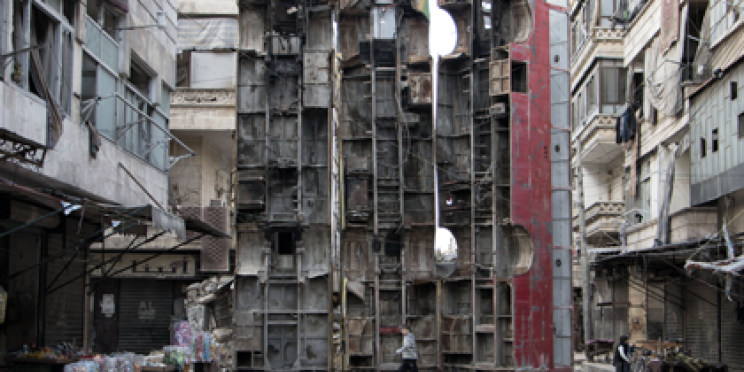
[721,297,744,372]
[119,280,173,353]
[684,277,719,362]
[664,281,684,340]
[44,221,86,346]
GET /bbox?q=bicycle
[630,347,655,372]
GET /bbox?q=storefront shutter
[720,296,744,372]
[44,221,86,346]
[684,277,719,363]
[119,279,173,353]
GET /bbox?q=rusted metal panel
[304,52,332,107]
[341,231,373,281]
[489,59,511,96]
[400,16,430,64]
[509,0,558,362]
[239,7,266,53]
[236,229,268,276]
[408,72,432,105]
[237,58,267,113]
[237,170,265,210]
[405,228,436,279]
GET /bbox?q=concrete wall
[170,136,231,208]
[170,90,236,131]
[178,0,238,15]
[623,0,659,67]
[0,0,177,208]
[1,82,169,207]
[124,0,179,89]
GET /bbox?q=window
[81,53,117,138]
[9,0,74,114]
[84,1,121,71]
[732,81,738,100]
[599,0,619,27]
[87,0,121,39]
[636,157,651,222]
[700,137,707,158]
[601,67,627,104]
[129,58,153,98]
[738,113,744,139]
[712,128,719,152]
[587,75,598,111]
[584,0,595,29]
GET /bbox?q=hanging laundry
[614,105,638,144]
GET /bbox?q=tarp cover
[178,18,239,51]
[645,4,688,116]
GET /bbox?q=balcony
[574,114,623,164]
[574,201,625,245]
[624,207,718,251]
[171,89,236,131]
[571,28,624,90]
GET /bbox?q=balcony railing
[85,16,119,70]
[574,114,623,164]
[574,201,625,245]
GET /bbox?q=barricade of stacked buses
[233,0,572,368]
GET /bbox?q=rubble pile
[184,276,234,372]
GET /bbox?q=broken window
[81,53,117,138]
[9,0,74,114]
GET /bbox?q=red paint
[510,0,555,369]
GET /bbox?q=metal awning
[103,204,231,239]
[0,176,230,240]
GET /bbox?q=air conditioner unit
[210,199,225,208]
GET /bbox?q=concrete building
[0,0,226,357]
[571,0,744,367]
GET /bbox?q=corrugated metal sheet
[690,61,744,205]
[44,221,86,346]
[720,297,744,371]
[119,280,173,353]
[684,278,719,363]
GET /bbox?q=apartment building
[0,0,227,356]
[571,0,744,366]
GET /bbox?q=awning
[104,204,231,239]
[591,235,740,265]
[0,176,230,240]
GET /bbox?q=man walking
[396,324,418,372]
[614,335,632,372]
